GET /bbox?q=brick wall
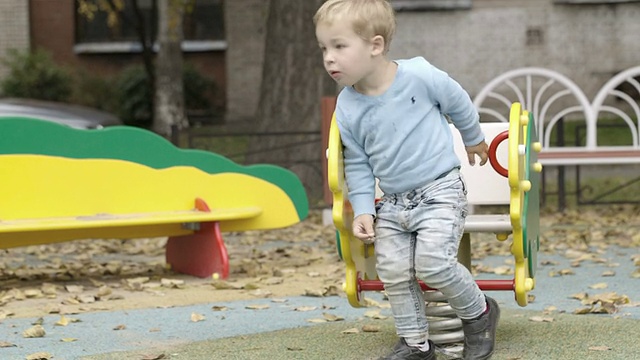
[0,0,30,79]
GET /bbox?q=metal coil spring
[424,290,464,358]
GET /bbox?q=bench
[473,66,640,208]
[0,117,309,279]
[327,103,541,311]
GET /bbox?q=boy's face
[316,21,374,87]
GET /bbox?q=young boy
[314,1,499,359]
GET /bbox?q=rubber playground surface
[1,244,638,360]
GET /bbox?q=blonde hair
[314,0,396,53]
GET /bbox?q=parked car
[0,98,122,129]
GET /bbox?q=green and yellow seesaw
[0,117,308,279]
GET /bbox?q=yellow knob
[533,162,543,172]
[533,142,542,152]
[520,115,529,125]
[525,278,535,291]
[496,233,508,241]
[521,180,531,191]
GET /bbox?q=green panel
[524,112,540,277]
[0,117,308,220]
[335,231,344,261]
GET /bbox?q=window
[390,0,472,11]
[75,0,225,53]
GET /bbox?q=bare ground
[1,206,639,321]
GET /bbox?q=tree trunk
[131,0,156,121]
[153,0,188,137]
[247,0,337,204]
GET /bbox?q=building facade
[1,0,639,122]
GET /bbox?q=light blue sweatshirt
[336,56,484,218]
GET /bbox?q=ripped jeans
[374,169,485,345]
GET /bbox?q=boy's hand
[465,140,489,166]
[352,214,375,244]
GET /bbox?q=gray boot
[462,296,500,360]
[378,338,436,360]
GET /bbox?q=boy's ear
[370,35,385,56]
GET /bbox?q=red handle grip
[489,130,509,178]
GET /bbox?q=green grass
[547,117,636,146]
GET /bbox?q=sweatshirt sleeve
[430,66,484,147]
[336,117,376,218]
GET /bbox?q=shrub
[0,49,72,101]
[116,65,153,127]
[115,64,219,128]
[69,69,119,115]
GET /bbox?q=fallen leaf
[190,312,205,322]
[263,277,284,285]
[41,283,58,296]
[24,289,43,298]
[364,310,389,320]
[493,266,512,275]
[0,341,16,347]
[25,352,52,360]
[96,286,113,297]
[211,280,243,290]
[22,325,46,338]
[573,307,593,315]
[362,324,381,332]
[295,306,317,312]
[55,316,70,326]
[589,283,608,289]
[601,270,616,277]
[307,318,327,323]
[161,278,185,288]
[60,338,78,342]
[245,304,270,310]
[570,292,589,300]
[65,285,84,293]
[342,328,360,334]
[113,324,126,330]
[244,283,260,290]
[588,345,611,351]
[211,306,228,311]
[248,289,272,298]
[322,313,344,322]
[140,354,166,360]
[78,294,96,304]
[364,298,381,307]
[304,288,325,297]
[529,316,554,322]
